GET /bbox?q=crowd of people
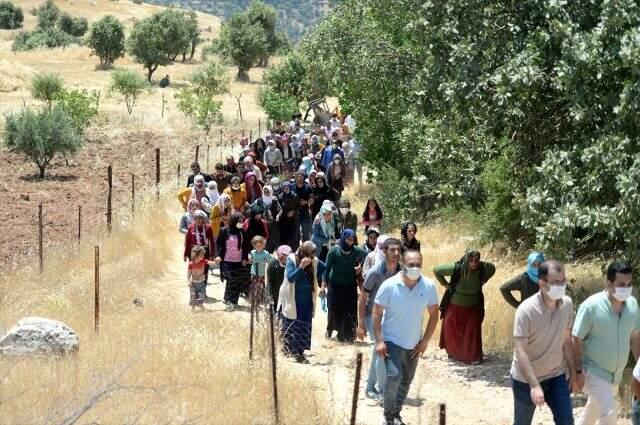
[175,114,640,425]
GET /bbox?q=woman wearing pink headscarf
[241,171,263,204]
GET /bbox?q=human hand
[411,339,428,359]
[356,325,366,341]
[530,385,545,406]
[572,372,584,393]
[354,264,362,275]
[300,257,312,268]
[375,341,388,358]
[214,257,222,264]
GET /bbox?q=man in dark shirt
[223,156,237,174]
[186,162,212,187]
[212,163,233,193]
[292,173,313,242]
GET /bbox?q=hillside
[144,0,331,41]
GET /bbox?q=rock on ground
[0,317,79,356]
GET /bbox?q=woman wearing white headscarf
[251,185,282,252]
[210,194,232,239]
[179,199,202,234]
[362,234,389,275]
[200,181,220,214]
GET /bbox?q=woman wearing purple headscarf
[320,229,368,342]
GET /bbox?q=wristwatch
[576,370,582,374]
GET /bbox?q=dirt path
[160,234,628,425]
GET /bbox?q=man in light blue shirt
[374,250,439,425]
[572,261,640,425]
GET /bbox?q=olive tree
[87,15,125,68]
[109,69,148,115]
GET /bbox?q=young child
[187,246,217,311]
[249,235,271,307]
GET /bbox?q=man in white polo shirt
[373,250,439,425]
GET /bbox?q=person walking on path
[434,249,495,364]
[510,260,577,425]
[252,185,281,253]
[186,162,212,187]
[338,199,358,234]
[179,199,201,234]
[572,261,640,425]
[212,163,233,193]
[357,237,402,403]
[321,229,367,342]
[187,246,217,311]
[500,251,545,308]
[311,204,339,262]
[183,211,215,296]
[400,222,421,254]
[278,241,325,363]
[373,249,439,425]
[249,235,271,309]
[209,194,232,239]
[361,198,383,234]
[224,176,248,214]
[266,245,291,310]
[178,174,208,211]
[362,227,380,254]
[293,173,313,243]
[216,212,250,311]
[277,182,299,250]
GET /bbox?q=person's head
[270,177,280,191]
[226,156,235,166]
[538,260,566,301]
[276,245,292,264]
[267,140,276,149]
[332,113,337,119]
[214,163,225,176]
[526,251,545,283]
[250,204,264,221]
[367,198,379,210]
[339,229,356,252]
[339,199,351,215]
[282,182,292,194]
[230,176,241,190]
[243,156,254,167]
[207,181,218,192]
[262,185,272,197]
[402,250,423,281]
[383,237,402,264]
[333,154,342,164]
[229,212,244,230]
[297,241,316,263]
[252,235,266,251]
[316,175,326,188]
[462,249,481,273]
[294,173,305,186]
[606,261,634,302]
[245,172,256,186]
[193,210,207,225]
[194,174,205,189]
[320,204,333,222]
[190,245,206,262]
[191,162,201,175]
[187,199,199,213]
[366,227,380,247]
[218,193,231,208]
[401,222,417,241]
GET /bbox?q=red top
[184,223,215,259]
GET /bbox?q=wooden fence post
[269,307,280,424]
[77,205,81,244]
[38,203,43,272]
[249,130,253,142]
[195,145,200,163]
[439,403,446,425]
[94,246,100,334]
[350,352,363,425]
[206,145,210,171]
[258,118,261,136]
[249,294,255,361]
[155,148,160,200]
[106,166,113,233]
[177,164,181,188]
[131,174,135,216]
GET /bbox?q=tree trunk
[182,52,187,62]
[147,66,155,83]
[38,164,46,178]
[237,67,250,82]
[190,43,196,60]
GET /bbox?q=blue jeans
[512,375,573,425]
[632,397,640,425]
[364,314,386,393]
[299,213,312,242]
[383,341,418,418]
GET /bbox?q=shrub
[56,12,88,37]
[257,86,298,122]
[175,88,223,135]
[56,89,99,133]
[3,107,83,178]
[35,0,59,30]
[108,69,148,114]
[0,1,23,29]
[127,15,171,82]
[11,28,80,51]
[188,61,229,97]
[31,72,64,108]
[87,15,125,67]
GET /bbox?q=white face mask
[340,208,349,215]
[546,284,566,301]
[613,287,632,302]
[405,267,421,281]
[235,223,244,229]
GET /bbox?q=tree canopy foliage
[215,12,268,81]
[11,0,84,51]
[87,15,125,68]
[280,0,640,263]
[0,1,23,29]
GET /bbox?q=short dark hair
[538,260,564,281]
[403,249,422,260]
[214,162,224,170]
[191,162,200,169]
[383,238,401,250]
[607,261,633,282]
